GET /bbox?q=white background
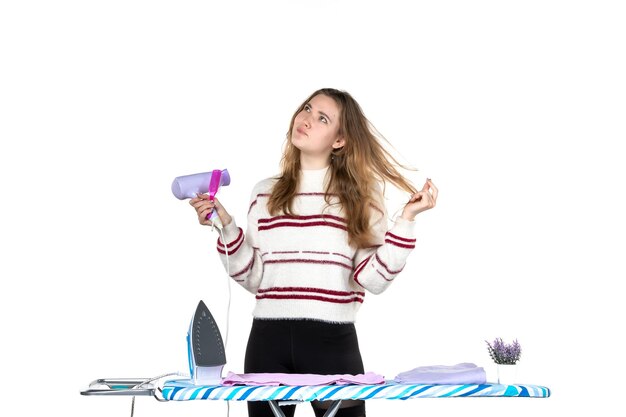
[1,1,624,416]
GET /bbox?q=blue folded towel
[394,362,486,385]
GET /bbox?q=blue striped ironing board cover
[161,380,551,401]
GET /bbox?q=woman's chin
[290,136,305,151]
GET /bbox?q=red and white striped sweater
[216,167,416,323]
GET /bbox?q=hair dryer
[172,169,230,219]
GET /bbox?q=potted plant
[486,338,521,384]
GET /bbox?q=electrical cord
[129,372,189,417]
[212,218,232,417]
[212,218,232,350]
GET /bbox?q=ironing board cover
[161,379,550,401]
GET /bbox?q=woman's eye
[304,104,311,112]
[320,116,328,124]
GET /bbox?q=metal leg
[320,400,343,417]
[268,400,288,417]
[268,399,342,417]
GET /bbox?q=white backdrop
[1,1,624,416]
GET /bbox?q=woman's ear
[333,136,345,149]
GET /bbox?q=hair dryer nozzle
[220,170,231,187]
[171,169,230,200]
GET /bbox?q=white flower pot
[497,364,517,385]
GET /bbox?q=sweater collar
[299,166,330,191]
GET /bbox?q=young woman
[190,88,438,417]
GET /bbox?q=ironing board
[160,379,551,417]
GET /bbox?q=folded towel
[222,371,385,386]
[394,362,486,385]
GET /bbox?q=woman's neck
[299,153,331,170]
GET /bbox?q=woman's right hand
[189,194,232,227]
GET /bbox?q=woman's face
[291,94,345,159]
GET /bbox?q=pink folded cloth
[221,371,385,386]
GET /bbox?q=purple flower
[486,338,521,364]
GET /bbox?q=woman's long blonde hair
[268,88,417,248]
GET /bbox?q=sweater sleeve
[351,198,417,295]
[215,185,265,294]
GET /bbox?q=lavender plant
[486,338,521,365]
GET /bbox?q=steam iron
[186,300,226,385]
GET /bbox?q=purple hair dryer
[172,169,230,219]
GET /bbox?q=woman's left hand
[401,179,438,221]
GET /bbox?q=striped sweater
[216,166,416,323]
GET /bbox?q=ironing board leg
[321,400,343,417]
[268,400,343,417]
[268,400,287,417]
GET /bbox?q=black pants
[244,319,366,417]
